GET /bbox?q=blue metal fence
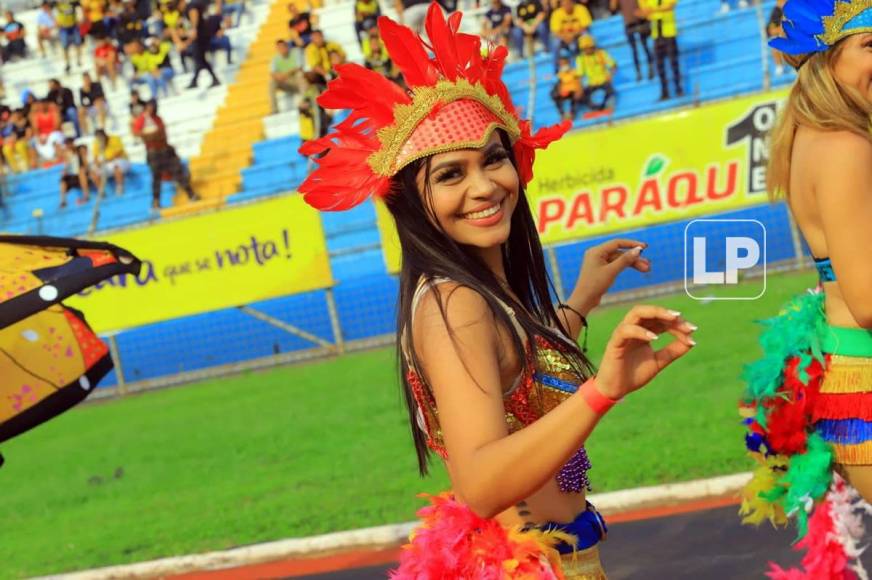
[96,197,806,394]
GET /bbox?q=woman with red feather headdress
[299,4,697,577]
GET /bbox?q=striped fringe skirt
[813,325,872,464]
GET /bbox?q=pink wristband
[580,378,620,415]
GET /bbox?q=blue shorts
[59,25,82,48]
[538,501,608,555]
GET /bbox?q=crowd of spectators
[9,0,233,79]
[271,0,374,145]
[471,0,684,118]
[0,0,245,211]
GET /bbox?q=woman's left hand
[571,239,651,312]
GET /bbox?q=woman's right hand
[595,305,696,400]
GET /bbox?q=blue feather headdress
[772,0,872,55]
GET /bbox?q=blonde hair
[767,43,872,199]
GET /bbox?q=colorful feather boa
[767,474,871,580]
[740,289,870,578]
[390,493,574,579]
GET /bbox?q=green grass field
[0,270,817,578]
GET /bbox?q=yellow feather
[740,455,789,527]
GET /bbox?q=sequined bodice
[407,331,592,493]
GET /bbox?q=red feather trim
[377,15,437,86]
[814,392,872,421]
[390,493,564,579]
[514,120,571,185]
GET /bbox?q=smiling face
[832,33,872,102]
[415,131,519,252]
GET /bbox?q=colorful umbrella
[0,235,141,466]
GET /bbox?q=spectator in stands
[482,0,513,49]
[21,89,37,118]
[134,0,151,21]
[298,97,331,145]
[116,0,144,56]
[161,0,183,36]
[719,0,748,14]
[395,0,432,34]
[30,98,62,140]
[577,34,616,111]
[288,2,315,48]
[270,39,305,114]
[362,26,399,82]
[146,6,166,38]
[59,138,90,208]
[640,0,682,100]
[93,128,129,196]
[104,0,123,38]
[304,30,346,88]
[78,72,108,134]
[36,2,58,58]
[182,0,222,89]
[766,0,785,76]
[510,0,548,60]
[129,39,165,99]
[328,43,347,72]
[129,89,146,118]
[551,55,582,120]
[550,0,591,72]
[149,37,178,94]
[47,78,81,136]
[81,0,108,39]
[205,9,233,65]
[94,34,120,89]
[354,0,381,46]
[222,0,246,27]
[2,109,35,173]
[2,11,27,62]
[55,0,83,73]
[610,0,652,81]
[132,99,200,209]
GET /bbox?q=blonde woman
[740,0,872,576]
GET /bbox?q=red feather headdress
[298,2,570,211]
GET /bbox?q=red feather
[318,63,409,122]
[514,120,570,185]
[447,9,462,33]
[378,15,437,86]
[425,3,459,80]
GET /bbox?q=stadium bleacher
[2,0,790,239]
[0,0,273,234]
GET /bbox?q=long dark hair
[385,130,596,475]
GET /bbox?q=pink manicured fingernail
[646,331,658,340]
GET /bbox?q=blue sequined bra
[815,256,836,283]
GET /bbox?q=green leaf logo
[644,155,668,177]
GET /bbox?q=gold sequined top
[402,277,589,460]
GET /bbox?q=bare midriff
[445,460,589,526]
